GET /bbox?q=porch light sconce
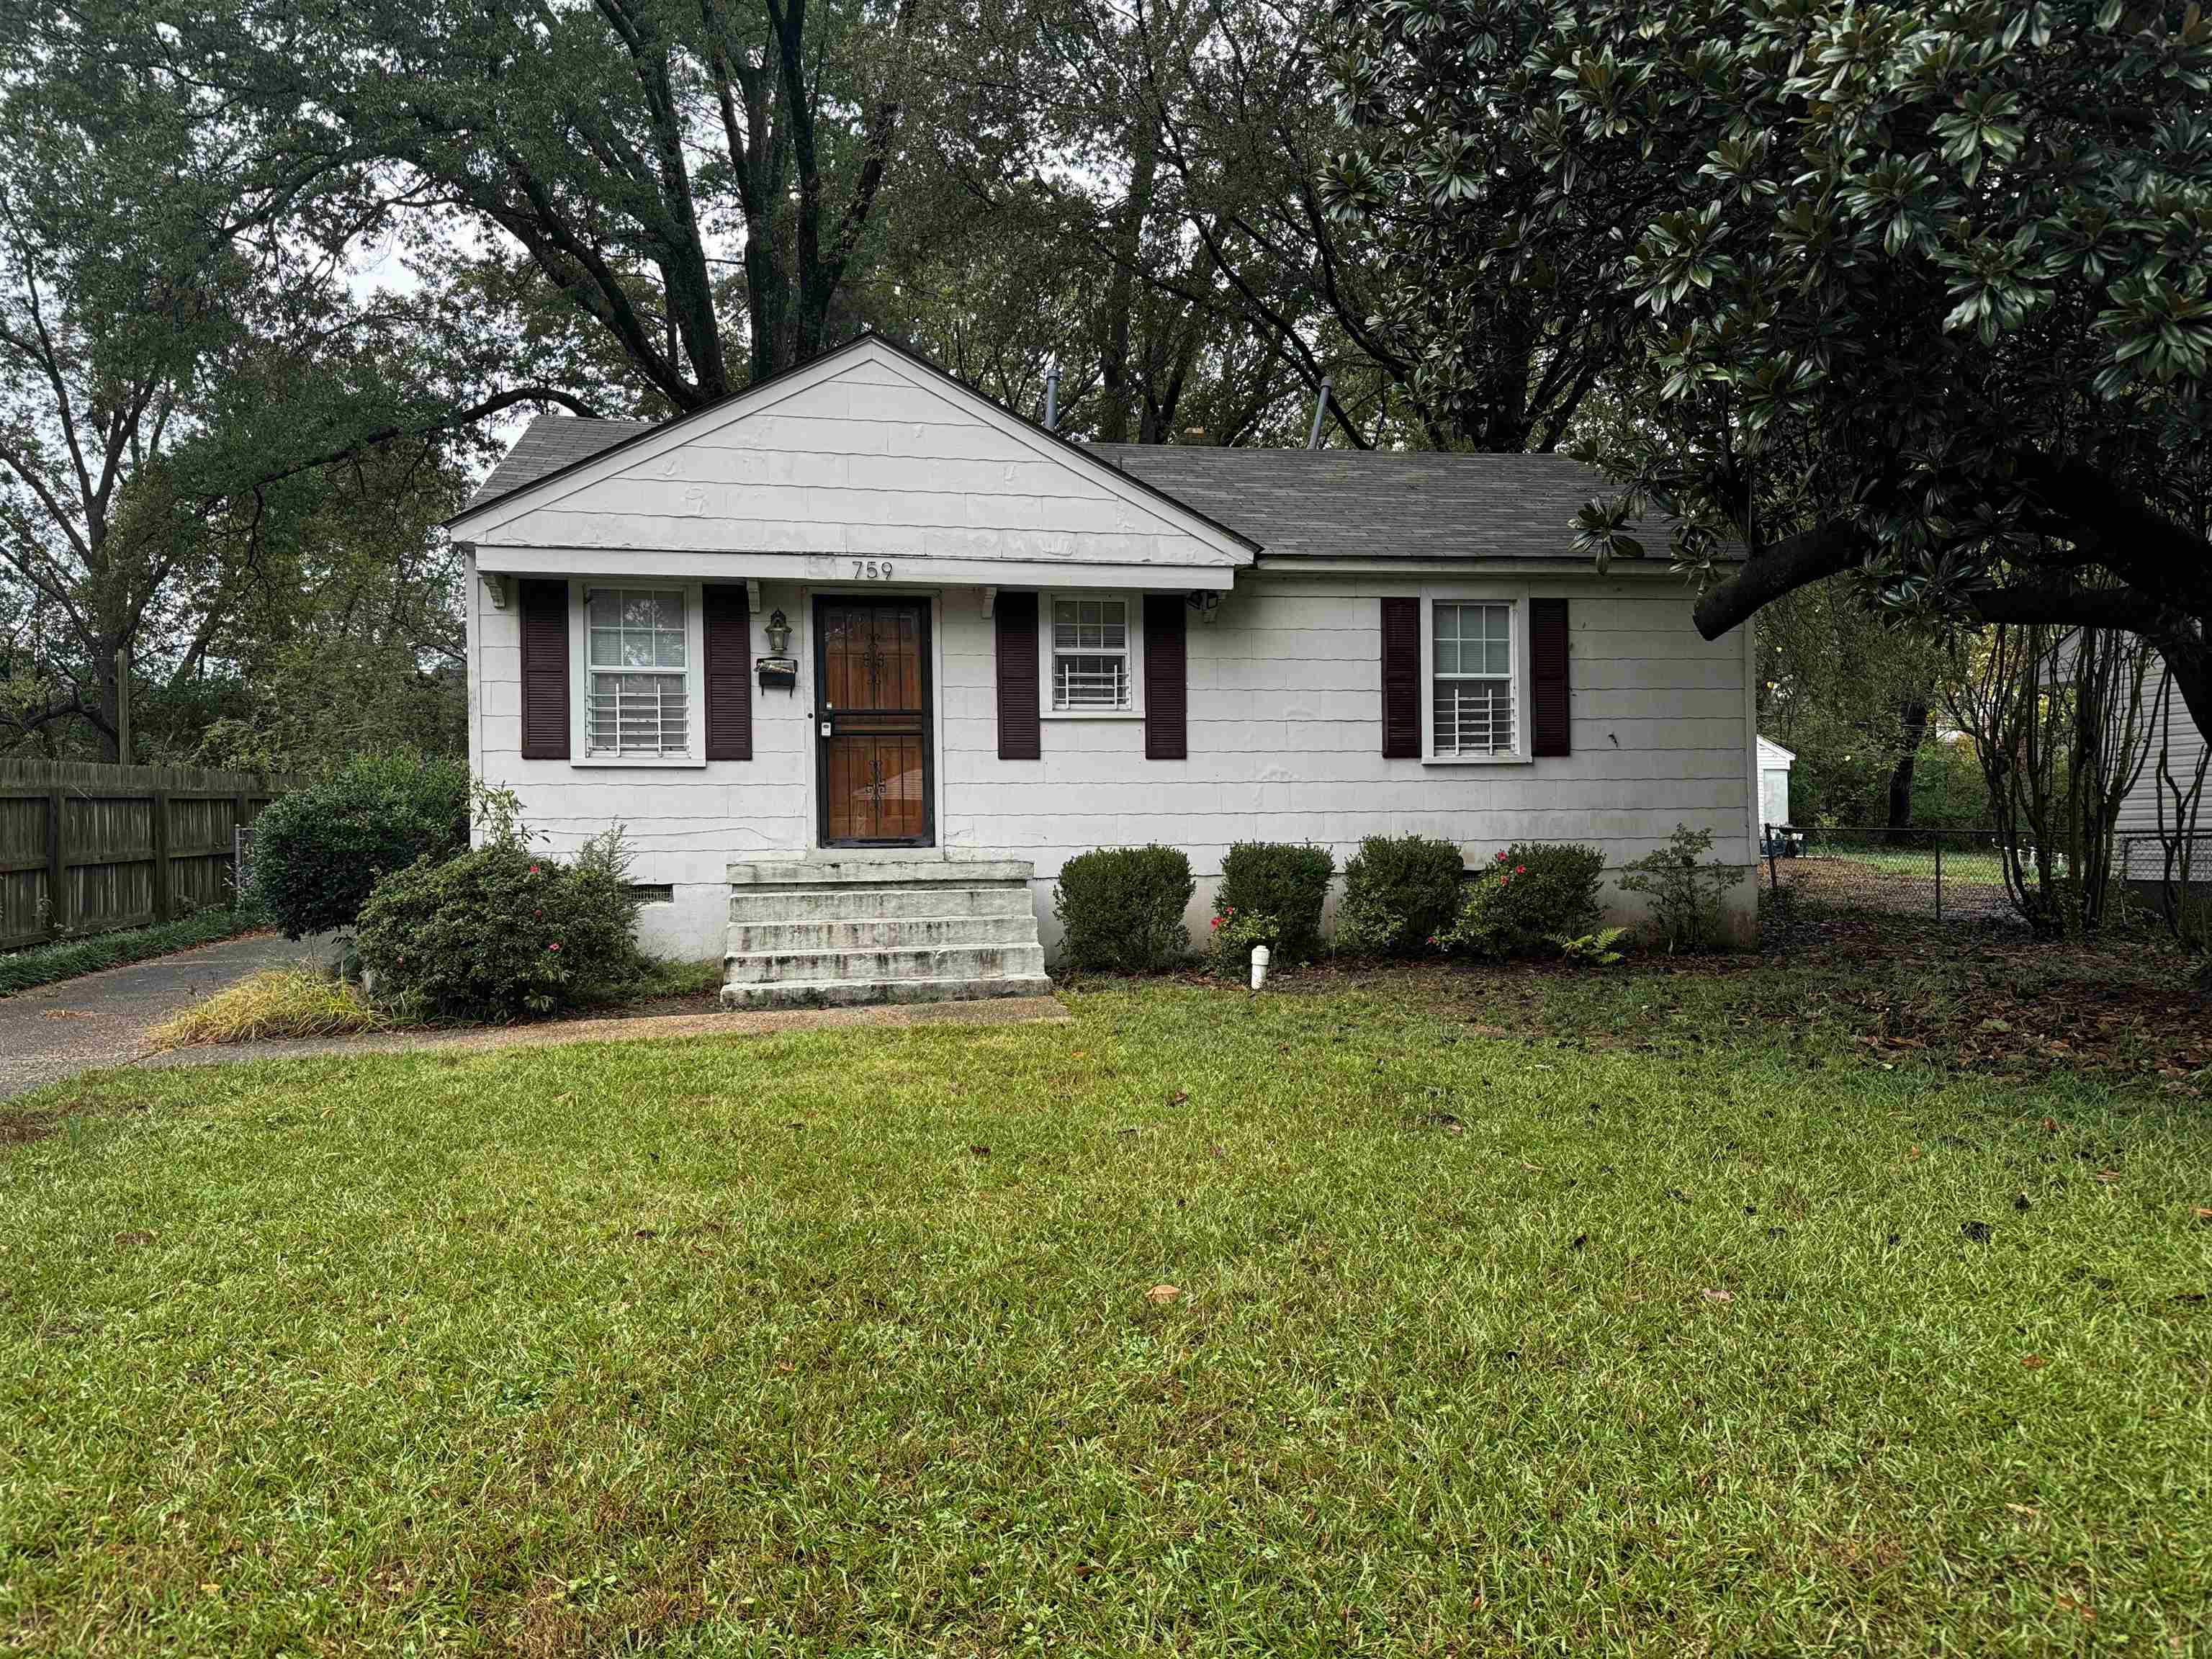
[1186,590,1223,624]
[757,606,798,693]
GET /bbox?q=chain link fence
[1761,824,2025,927]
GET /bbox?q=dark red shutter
[1530,596,1571,757]
[1380,595,1421,758]
[702,583,752,761]
[1143,593,1187,760]
[995,590,1040,760]
[518,578,570,760]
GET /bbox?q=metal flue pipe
[1044,364,1061,431]
[1305,377,1332,449]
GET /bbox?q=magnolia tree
[1321,0,2212,734]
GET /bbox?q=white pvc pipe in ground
[1250,944,1270,991]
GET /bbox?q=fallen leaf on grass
[1144,1284,1180,1305]
[1701,1287,1733,1303]
[2023,1354,2046,1370]
[2193,1207,2212,1225]
[967,1143,991,1157]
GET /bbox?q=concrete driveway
[0,932,325,1100]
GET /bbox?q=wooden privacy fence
[0,760,296,950]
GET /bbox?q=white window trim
[1421,587,1533,765]
[1038,589,1146,720]
[567,579,709,768]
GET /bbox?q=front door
[815,597,933,847]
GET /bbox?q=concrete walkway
[133,994,1070,1075]
[0,932,326,1100]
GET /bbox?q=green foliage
[0,907,263,998]
[1617,825,1747,954]
[1215,842,1334,961]
[1443,843,1605,959]
[1054,846,1195,973]
[1339,835,1463,956]
[1323,0,2212,724]
[354,828,642,1021]
[248,752,470,939]
[1551,927,1632,967]
[1208,906,1282,972]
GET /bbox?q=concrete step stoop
[721,854,1053,1010]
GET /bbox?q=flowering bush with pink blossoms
[1440,842,1604,960]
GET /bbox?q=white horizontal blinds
[586,588,688,756]
[1434,601,1514,756]
[1052,598,1130,711]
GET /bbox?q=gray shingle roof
[1091,444,1614,562]
[461,415,655,514]
[462,415,1627,564]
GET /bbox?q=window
[585,587,689,757]
[1050,596,1134,713]
[1432,600,1516,757]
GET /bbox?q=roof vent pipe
[1305,377,1332,449]
[1043,364,1061,432]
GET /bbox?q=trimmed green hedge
[1338,835,1465,956]
[355,832,642,1022]
[1444,842,1604,958]
[1215,842,1335,962]
[1055,845,1195,972]
[251,752,469,939]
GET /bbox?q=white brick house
[450,335,1759,1002]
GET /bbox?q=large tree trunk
[1885,700,1931,829]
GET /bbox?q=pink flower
[529,863,541,876]
[548,942,562,953]
[1516,865,1527,874]
[1496,851,1509,861]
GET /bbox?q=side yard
[1,959,2206,1655]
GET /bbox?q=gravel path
[0,932,328,1100]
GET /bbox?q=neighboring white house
[1756,736,1796,830]
[2116,658,2209,893]
[447,335,1760,1002]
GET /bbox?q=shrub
[250,752,470,939]
[150,967,383,1047]
[355,827,644,1021]
[1617,823,1746,953]
[1208,905,1283,971]
[1215,842,1334,961]
[1443,842,1605,958]
[1055,845,1195,972]
[1338,835,1464,956]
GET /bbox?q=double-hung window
[1049,596,1135,714]
[1431,600,1516,757]
[585,587,691,757]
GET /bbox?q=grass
[2,976,2208,1655]
[0,907,264,998]
[148,967,385,1048]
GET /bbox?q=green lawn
[3,976,2208,1655]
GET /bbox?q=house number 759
[850,559,895,581]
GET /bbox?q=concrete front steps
[721,855,1051,1010]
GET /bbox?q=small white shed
[1758,736,1797,829]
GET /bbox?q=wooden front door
[816,598,933,846]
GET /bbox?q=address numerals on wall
[850,559,896,582]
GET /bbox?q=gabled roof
[447,332,1258,556]
[451,333,1649,566]
[1758,736,1797,766]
